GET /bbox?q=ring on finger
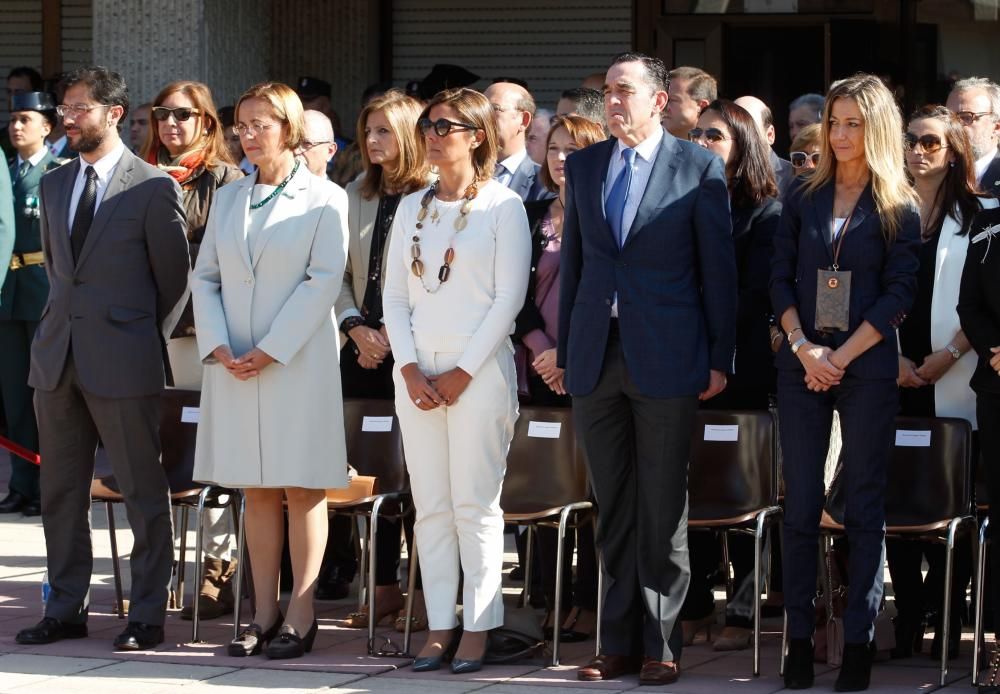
[415,397,422,405]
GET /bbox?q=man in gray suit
[15,66,189,651]
[484,81,554,202]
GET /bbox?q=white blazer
[191,165,350,489]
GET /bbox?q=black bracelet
[340,316,365,333]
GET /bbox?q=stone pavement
[0,450,987,693]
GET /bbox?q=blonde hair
[790,122,821,155]
[142,80,234,167]
[235,82,306,152]
[417,88,499,183]
[357,89,428,200]
[805,74,917,240]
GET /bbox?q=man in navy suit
[558,52,737,685]
[484,81,554,202]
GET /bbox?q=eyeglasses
[904,133,948,154]
[790,151,821,167]
[300,139,331,151]
[417,117,479,137]
[55,103,109,118]
[232,122,279,137]
[688,128,730,144]
[151,106,201,122]
[954,111,994,126]
[490,103,518,114]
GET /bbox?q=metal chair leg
[357,514,369,611]
[523,525,535,609]
[106,501,126,619]
[403,536,418,656]
[974,517,990,686]
[232,493,247,640]
[367,498,385,655]
[176,505,189,612]
[596,548,604,658]
[940,517,963,687]
[552,509,573,666]
[722,530,733,601]
[191,487,211,643]
[752,510,768,677]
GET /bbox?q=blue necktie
[605,148,636,248]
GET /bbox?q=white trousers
[394,342,517,632]
[167,336,234,561]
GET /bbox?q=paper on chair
[362,416,393,432]
[181,406,200,424]
[704,424,739,442]
[528,421,561,438]
[895,430,931,447]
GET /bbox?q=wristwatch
[790,336,809,355]
[340,316,365,333]
[945,343,962,360]
[786,326,803,344]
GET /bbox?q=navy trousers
[777,370,898,644]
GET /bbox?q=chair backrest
[688,409,777,523]
[342,398,407,495]
[159,389,202,493]
[500,406,589,517]
[884,416,972,526]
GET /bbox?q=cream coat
[191,165,349,489]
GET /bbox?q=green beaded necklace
[249,159,300,210]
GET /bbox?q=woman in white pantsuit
[382,88,531,673]
[191,82,349,660]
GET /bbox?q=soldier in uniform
[0,92,60,516]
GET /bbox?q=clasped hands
[533,348,566,396]
[349,325,391,369]
[797,343,846,392]
[212,345,275,381]
[898,349,957,388]
[401,362,471,410]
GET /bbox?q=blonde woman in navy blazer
[770,75,920,691]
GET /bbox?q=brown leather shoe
[577,654,642,681]
[639,658,681,685]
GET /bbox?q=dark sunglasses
[790,151,821,167]
[688,127,729,144]
[904,133,948,154]
[151,106,201,122]
[418,117,479,137]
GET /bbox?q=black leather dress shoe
[16,617,88,644]
[113,622,164,650]
[0,491,27,514]
[21,500,41,517]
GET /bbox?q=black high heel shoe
[264,619,318,659]
[783,637,815,690]
[412,627,462,672]
[228,611,284,657]
[890,614,926,659]
[835,641,875,692]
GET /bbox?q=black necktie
[71,166,99,262]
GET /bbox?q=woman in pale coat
[192,82,349,660]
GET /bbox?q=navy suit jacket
[507,154,556,203]
[982,153,1000,198]
[769,180,920,380]
[557,128,738,398]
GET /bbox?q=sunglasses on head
[904,132,948,154]
[418,117,479,137]
[790,151,821,167]
[688,127,729,144]
[151,106,201,122]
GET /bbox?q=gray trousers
[36,355,173,626]
[573,331,698,662]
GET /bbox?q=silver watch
[790,336,808,355]
[945,343,962,360]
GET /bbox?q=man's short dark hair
[560,87,604,125]
[667,67,718,103]
[64,66,130,120]
[609,52,668,93]
[7,66,43,91]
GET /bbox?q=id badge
[815,269,851,332]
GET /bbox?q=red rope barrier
[0,435,40,466]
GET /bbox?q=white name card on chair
[895,430,931,447]
[362,416,393,432]
[528,421,562,438]
[181,407,200,424]
[704,424,739,442]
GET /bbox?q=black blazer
[770,180,920,380]
[982,154,1000,198]
[513,197,557,342]
[958,203,1000,394]
[731,197,781,393]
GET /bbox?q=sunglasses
[418,117,479,137]
[151,106,201,122]
[790,151,821,167]
[688,128,729,144]
[904,133,948,154]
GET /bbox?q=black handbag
[457,606,546,664]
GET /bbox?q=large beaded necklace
[410,179,478,293]
[249,159,300,210]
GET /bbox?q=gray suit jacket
[29,147,190,398]
[770,149,795,201]
[506,153,556,203]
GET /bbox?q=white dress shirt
[46,135,67,159]
[496,149,528,187]
[16,147,48,173]
[975,146,998,187]
[603,127,664,316]
[67,141,127,231]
